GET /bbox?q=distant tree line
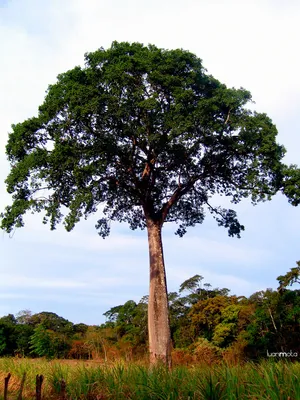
[0,262,299,362]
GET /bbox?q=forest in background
[0,262,299,364]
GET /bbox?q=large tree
[1,41,299,366]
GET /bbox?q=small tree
[1,41,299,366]
[179,275,204,294]
[30,324,71,359]
[30,325,54,358]
[277,261,300,291]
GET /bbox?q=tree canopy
[1,41,298,237]
[277,261,300,291]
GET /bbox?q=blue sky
[0,0,299,325]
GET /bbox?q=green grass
[0,358,299,399]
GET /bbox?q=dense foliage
[0,263,299,362]
[2,41,299,237]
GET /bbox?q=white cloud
[0,273,87,289]
[0,293,30,300]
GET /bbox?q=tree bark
[146,218,172,367]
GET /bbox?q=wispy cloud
[0,274,87,289]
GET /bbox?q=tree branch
[224,108,232,125]
[160,176,199,223]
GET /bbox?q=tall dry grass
[0,357,299,399]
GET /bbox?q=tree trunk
[146,218,172,367]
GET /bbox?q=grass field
[0,358,299,399]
